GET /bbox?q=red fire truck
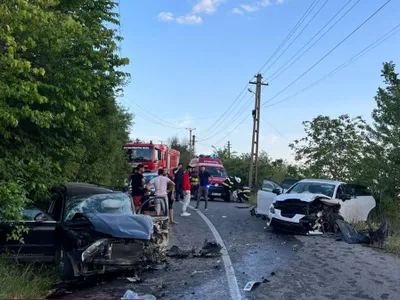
[124,141,180,176]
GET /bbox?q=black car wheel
[57,248,75,281]
[208,196,214,201]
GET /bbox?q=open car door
[256,179,282,216]
[0,207,57,263]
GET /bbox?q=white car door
[336,184,376,223]
[256,180,281,216]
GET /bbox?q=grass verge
[0,258,57,298]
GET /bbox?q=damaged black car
[0,183,169,281]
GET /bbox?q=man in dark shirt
[196,166,213,211]
[173,163,183,202]
[130,164,145,210]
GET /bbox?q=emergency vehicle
[124,140,180,176]
[189,154,229,201]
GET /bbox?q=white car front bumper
[267,205,322,234]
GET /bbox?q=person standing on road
[164,169,178,224]
[130,164,145,210]
[173,163,183,202]
[181,166,192,217]
[147,168,175,218]
[196,166,213,211]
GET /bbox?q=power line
[263,22,400,109]
[198,95,253,142]
[196,0,321,139]
[261,117,291,142]
[214,114,250,146]
[132,102,183,129]
[257,0,321,74]
[262,0,329,77]
[261,0,393,108]
[267,0,361,83]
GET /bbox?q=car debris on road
[167,240,222,259]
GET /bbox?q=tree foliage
[289,115,367,182]
[0,0,131,220]
[168,136,191,167]
[211,147,301,187]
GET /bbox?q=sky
[117,0,400,162]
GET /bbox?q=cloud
[240,4,259,12]
[176,14,203,24]
[193,0,224,14]
[157,0,224,24]
[232,0,284,16]
[157,12,175,22]
[259,0,271,7]
[232,7,244,15]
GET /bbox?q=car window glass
[64,192,133,221]
[287,182,336,198]
[205,168,227,177]
[336,185,344,199]
[22,208,53,221]
[262,180,278,191]
[344,184,372,197]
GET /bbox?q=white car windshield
[64,193,133,221]
[286,182,336,198]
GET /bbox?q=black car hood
[84,213,153,240]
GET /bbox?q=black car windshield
[125,147,153,163]
[205,167,227,178]
[286,182,336,198]
[64,193,133,221]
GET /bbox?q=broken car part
[267,179,376,234]
[243,281,261,292]
[0,183,170,281]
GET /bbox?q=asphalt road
[63,198,400,300]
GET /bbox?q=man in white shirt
[147,168,175,216]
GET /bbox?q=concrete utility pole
[192,135,196,157]
[248,73,268,189]
[227,141,231,158]
[186,128,196,158]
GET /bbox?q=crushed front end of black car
[54,185,169,280]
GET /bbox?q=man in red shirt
[181,166,192,217]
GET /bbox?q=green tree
[289,115,367,181]
[367,62,400,198]
[0,0,130,221]
[168,136,191,167]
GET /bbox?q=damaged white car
[267,179,376,235]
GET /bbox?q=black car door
[0,207,57,262]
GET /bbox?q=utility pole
[227,141,231,158]
[248,73,268,189]
[192,135,196,157]
[186,128,196,158]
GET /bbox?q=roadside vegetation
[0,0,130,296]
[0,258,57,298]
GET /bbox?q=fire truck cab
[189,154,229,201]
[124,141,180,176]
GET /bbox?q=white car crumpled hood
[274,193,340,206]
